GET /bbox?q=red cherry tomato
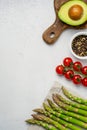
[81,66,87,75]
[64,70,74,80]
[63,57,73,67]
[73,61,82,71]
[72,75,82,84]
[56,65,64,75]
[82,77,87,87]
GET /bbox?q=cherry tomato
[64,70,74,80]
[82,77,87,87]
[63,57,73,67]
[73,61,82,71]
[72,75,82,84]
[56,65,64,75]
[81,66,87,75]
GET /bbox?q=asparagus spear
[62,86,87,105]
[52,94,87,116]
[26,118,58,130]
[34,108,82,130]
[32,114,68,130]
[56,93,87,110]
[43,103,87,129]
[47,99,87,123]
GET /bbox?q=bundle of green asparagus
[26,86,87,130]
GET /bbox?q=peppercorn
[72,35,87,57]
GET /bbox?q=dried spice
[72,35,87,57]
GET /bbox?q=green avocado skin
[58,0,87,26]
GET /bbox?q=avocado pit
[68,5,83,20]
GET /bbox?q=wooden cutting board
[42,0,87,45]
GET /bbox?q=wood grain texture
[42,0,87,44]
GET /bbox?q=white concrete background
[0,0,87,130]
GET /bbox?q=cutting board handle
[42,19,68,44]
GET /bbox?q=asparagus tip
[43,102,46,108]
[32,114,44,121]
[31,114,36,118]
[33,108,41,112]
[47,99,52,104]
[52,94,58,101]
[25,118,34,123]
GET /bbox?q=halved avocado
[58,0,87,26]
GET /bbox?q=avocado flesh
[58,0,87,26]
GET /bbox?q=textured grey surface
[0,1,87,130]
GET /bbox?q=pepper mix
[72,35,87,57]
